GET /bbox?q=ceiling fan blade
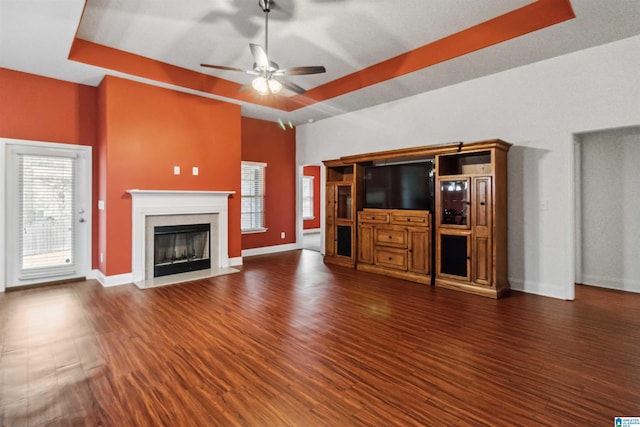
[250,44,270,70]
[200,64,260,76]
[274,66,326,76]
[275,78,307,95]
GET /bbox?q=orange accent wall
[0,68,100,270]
[241,117,296,250]
[97,81,108,275]
[99,76,242,276]
[303,165,320,230]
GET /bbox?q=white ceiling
[2,0,640,125]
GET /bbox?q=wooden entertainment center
[323,139,511,298]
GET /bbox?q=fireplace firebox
[153,223,210,277]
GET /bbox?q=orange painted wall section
[0,68,97,146]
[99,76,242,276]
[241,117,296,250]
[0,68,100,270]
[1,69,296,276]
[303,165,321,230]
[96,82,109,274]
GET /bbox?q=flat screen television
[363,161,434,210]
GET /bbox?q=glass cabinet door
[439,233,471,281]
[336,185,352,220]
[440,179,470,227]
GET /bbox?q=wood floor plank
[1,250,639,425]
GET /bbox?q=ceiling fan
[200,0,326,96]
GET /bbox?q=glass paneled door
[5,142,91,289]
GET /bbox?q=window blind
[241,162,266,232]
[18,154,75,272]
[302,176,314,219]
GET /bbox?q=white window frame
[241,161,267,234]
[302,175,315,220]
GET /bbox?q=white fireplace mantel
[127,189,235,285]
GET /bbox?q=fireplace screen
[153,223,211,277]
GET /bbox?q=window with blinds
[302,176,314,219]
[19,154,75,272]
[241,161,267,233]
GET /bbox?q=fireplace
[127,189,235,289]
[153,223,211,277]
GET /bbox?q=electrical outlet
[174,166,180,175]
[281,232,286,239]
[192,166,199,176]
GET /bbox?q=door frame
[296,163,325,253]
[1,138,92,292]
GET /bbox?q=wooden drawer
[390,212,430,226]
[375,228,407,247]
[358,211,389,224]
[375,247,408,271]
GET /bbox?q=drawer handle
[388,236,393,239]
[480,202,485,206]
[388,257,393,261]
[406,218,410,222]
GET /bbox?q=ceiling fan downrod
[260,0,271,56]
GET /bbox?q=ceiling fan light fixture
[252,76,282,95]
[252,76,269,95]
[267,78,282,94]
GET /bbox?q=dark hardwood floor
[1,250,639,426]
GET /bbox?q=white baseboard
[242,243,299,258]
[303,228,321,234]
[581,274,640,293]
[96,270,134,287]
[508,278,571,300]
[229,257,243,267]
[87,269,99,280]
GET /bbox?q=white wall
[297,35,640,300]
[578,127,640,292]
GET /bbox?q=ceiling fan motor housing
[259,0,271,13]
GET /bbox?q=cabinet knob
[388,257,393,261]
[480,202,485,206]
[406,218,410,222]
